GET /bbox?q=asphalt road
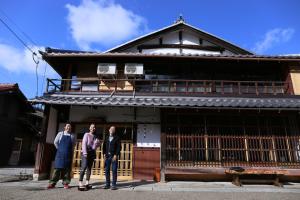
[0,185,299,200]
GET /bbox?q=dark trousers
[79,154,95,181]
[105,155,118,186]
[49,168,71,185]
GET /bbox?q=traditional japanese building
[0,83,42,166]
[31,18,300,182]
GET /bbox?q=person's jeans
[105,155,118,187]
[79,153,95,181]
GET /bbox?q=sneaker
[103,185,110,189]
[63,184,71,189]
[111,185,117,190]
[85,184,93,190]
[47,184,55,189]
[78,186,86,191]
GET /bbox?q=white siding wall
[124,46,139,53]
[182,48,221,55]
[121,30,228,55]
[202,40,216,46]
[163,31,179,44]
[182,32,199,45]
[142,48,180,54]
[143,38,159,45]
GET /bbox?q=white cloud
[253,28,295,54]
[0,43,57,77]
[66,0,147,50]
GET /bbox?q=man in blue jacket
[103,126,121,190]
[47,123,76,189]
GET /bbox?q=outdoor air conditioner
[124,63,144,76]
[97,63,117,76]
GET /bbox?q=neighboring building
[31,18,300,182]
[0,83,42,166]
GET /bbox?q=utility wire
[0,14,41,97]
[0,8,38,47]
[0,16,35,54]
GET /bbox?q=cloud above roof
[252,28,294,54]
[66,0,148,50]
[0,43,57,76]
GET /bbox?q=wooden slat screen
[165,113,300,168]
[72,140,133,180]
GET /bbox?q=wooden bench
[225,168,288,187]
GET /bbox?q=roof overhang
[30,93,300,111]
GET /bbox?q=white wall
[137,124,161,147]
[46,107,57,144]
[163,31,179,44]
[182,31,199,45]
[182,48,221,55]
[121,30,231,55]
[69,106,160,123]
[142,48,180,54]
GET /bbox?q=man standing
[103,126,121,190]
[47,123,76,189]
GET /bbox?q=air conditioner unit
[97,63,117,76]
[124,63,144,75]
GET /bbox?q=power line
[0,8,38,47]
[0,14,41,97]
[0,16,35,54]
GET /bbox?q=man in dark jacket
[103,126,121,190]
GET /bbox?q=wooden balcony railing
[46,78,293,96]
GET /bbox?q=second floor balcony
[46,78,293,96]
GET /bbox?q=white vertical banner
[137,124,161,147]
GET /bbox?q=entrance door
[72,124,134,180]
[8,137,22,166]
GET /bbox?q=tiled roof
[40,49,300,61]
[30,94,300,110]
[0,83,18,92]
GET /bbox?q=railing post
[46,78,49,93]
[221,81,224,94]
[255,82,259,95]
[186,81,188,94]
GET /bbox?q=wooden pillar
[33,104,50,180]
[62,64,72,91]
[245,137,249,162]
[205,134,209,161]
[271,136,278,163]
[160,131,166,182]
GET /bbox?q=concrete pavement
[1,179,300,193]
[1,180,300,200]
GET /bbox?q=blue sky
[0,0,299,98]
